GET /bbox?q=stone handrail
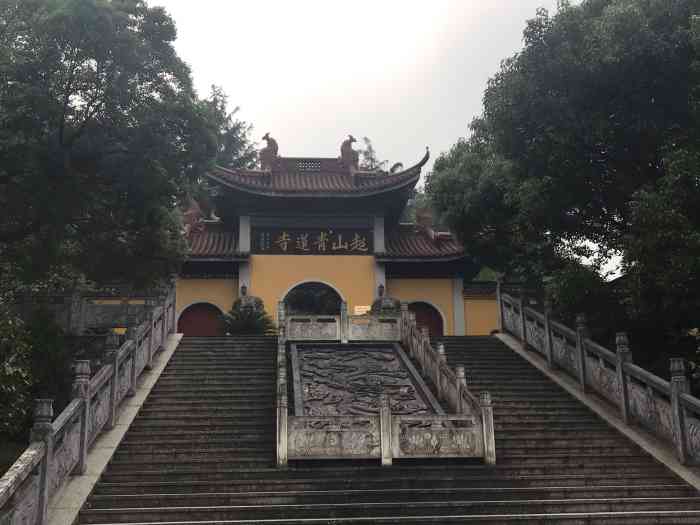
[499,288,700,465]
[0,286,176,525]
[399,304,496,465]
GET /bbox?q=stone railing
[499,289,700,465]
[398,304,496,465]
[279,301,401,344]
[0,287,176,525]
[275,303,496,467]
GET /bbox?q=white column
[452,276,466,336]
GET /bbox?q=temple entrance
[284,282,342,315]
[177,303,223,336]
[408,302,444,338]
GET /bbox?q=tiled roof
[384,224,464,260]
[186,221,465,261]
[188,230,237,258]
[207,150,429,197]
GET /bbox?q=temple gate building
[175,137,499,337]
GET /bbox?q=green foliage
[0,312,32,438]
[221,297,275,335]
[428,0,700,362]
[0,0,247,290]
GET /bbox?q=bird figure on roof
[340,134,359,172]
[260,132,279,171]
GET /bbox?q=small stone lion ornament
[260,132,279,171]
[370,284,401,315]
[340,134,359,171]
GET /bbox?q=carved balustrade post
[615,332,633,424]
[340,301,348,343]
[436,343,447,399]
[105,334,120,430]
[518,295,527,345]
[276,383,288,468]
[379,394,392,466]
[670,358,690,464]
[456,365,467,414]
[145,310,156,371]
[400,302,409,344]
[479,392,496,465]
[543,297,555,369]
[72,360,91,475]
[125,326,137,397]
[495,277,503,332]
[575,314,589,392]
[31,399,54,525]
[420,327,430,372]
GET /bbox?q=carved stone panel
[10,472,40,525]
[525,318,545,354]
[89,382,111,446]
[49,413,81,497]
[552,334,578,376]
[287,416,381,459]
[392,417,483,458]
[293,346,431,417]
[287,317,339,341]
[502,305,519,335]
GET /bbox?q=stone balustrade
[279,301,401,344]
[275,301,496,467]
[499,288,700,465]
[0,287,177,525]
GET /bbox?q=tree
[0,0,243,291]
[359,137,387,171]
[428,1,700,363]
[221,297,275,335]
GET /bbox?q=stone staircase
[76,335,700,524]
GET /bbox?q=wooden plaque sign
[252,228,373,255]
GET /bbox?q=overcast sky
[152,1,563,174]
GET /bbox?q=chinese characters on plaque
[253,228,373,255]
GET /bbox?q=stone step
[100,462,672,482]
[93,474,683,495]
[85,485,697,509]
[78,497,700,523]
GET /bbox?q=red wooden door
[408,302,444,338]
[177,303,223,336]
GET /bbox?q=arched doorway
[283,282,342,315]
[408,302,444,338]
[177,303,223,336]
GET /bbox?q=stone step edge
[87,483,692,500]
[71,509,700,524]
[494,332,700,492]
[78,496,700,514]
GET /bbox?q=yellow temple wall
[386,278,454,336]
[249,255,376,321]
[176,278,238,318]
[464,297,499,335]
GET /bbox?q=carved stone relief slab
[294,346,430,417]
[684,415,700,460]
[287,416,380,458]
[392,417,483,458]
